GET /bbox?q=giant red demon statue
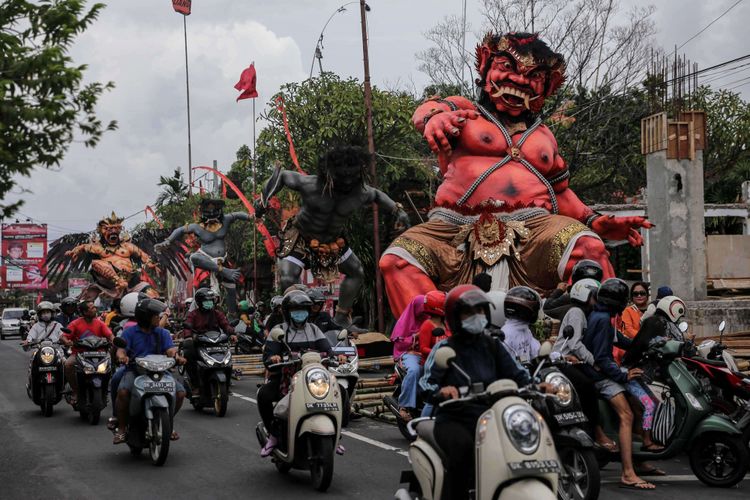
[380,32,652,315]
[46,212,188,300]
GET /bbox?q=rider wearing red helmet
[417,290,449,362]
[420,284,536,499]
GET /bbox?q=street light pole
[358,0,383,332]
[182,14,193,194]
[309,3,357,80]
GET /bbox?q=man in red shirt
[61,300,114,404]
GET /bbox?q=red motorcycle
[682,321,750,451]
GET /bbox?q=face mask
[290,310,309,324]
[461,314,487,335]
[202,300,215,310]
[40,312,52,322]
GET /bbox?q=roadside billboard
[67,278,89,298]
[1,223,48,290]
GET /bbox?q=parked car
[1,308,29,340]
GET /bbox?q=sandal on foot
[113,431,127,445]
[107,417,118,431]
[636,465,667,476]
[619,481,655,490]
[399,408,413,422]
[170,431,180,441]
[597,440,619,453]
[641,444,665,453]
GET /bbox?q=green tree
[0,0,117,217]
[155,168,188,208]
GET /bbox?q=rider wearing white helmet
[23,301,64,345]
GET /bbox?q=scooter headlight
[503,404,541,455]
[199,350,217,366]
[40,346,55,365]
[306,368,330,399]
[96,358,110,374]
[545,373,573,406]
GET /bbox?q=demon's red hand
[591,215,654,247]
[423,110,480,153]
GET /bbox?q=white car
[1,308,28,340]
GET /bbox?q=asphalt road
[0,338,747,500]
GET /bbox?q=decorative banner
[1,223,48,290]
[144,206,164,228]
[274,95,307,175]
[193,166,278,256]
[67,278,88,298]
[172,0,192,15]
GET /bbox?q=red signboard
[1,223,48,290]
[172,0,192,15]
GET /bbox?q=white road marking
[231,391,408,458]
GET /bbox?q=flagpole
[183,14,193,195]
[252,91,258,301]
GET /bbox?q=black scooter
[65,336,112,425]
[24,340,65,416]
[183,330,232,416]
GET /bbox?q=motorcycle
[65,336,112,425]
[183,330,232,416]
[598,337,749,487]
[528,328,600,500]
[255,328,343,492]
[233,319,265,354]
[395,346,559,500]
[19,319,32,341]
[24,340,65,417]
[328,329,359,427]
[111,337,178,466]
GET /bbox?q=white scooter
[395,346,559,500]
[255,328,343,492]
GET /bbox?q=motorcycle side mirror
[61,327,71,334]
[337,329,349,341]
[270,327,285,343]
[113,337,127,349]
[718,320,726,333]
[562,325,575,340]
[678,322,689,333]
[434,346,457,370]
[432,327,446,338]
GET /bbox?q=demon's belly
[435,155,553,209]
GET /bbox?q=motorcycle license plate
[305,402,338,411]
[38,366,56,372]
[508,460,559,474]
[143,380,175,393]
[554,411,587,425]
[204,347,227,353]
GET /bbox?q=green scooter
[598,338,749,488]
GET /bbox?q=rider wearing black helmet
[308,288,336,332]
[113,298,186,444]
[543,259,604,320]
[500,286,541,362]
[581,278,654,490]
[181,288,235,396]
[55,297,79,328]
[263,295,285,334]
[420,284,535,500]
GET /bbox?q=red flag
[172,0,192,15]
[235,64,258,101]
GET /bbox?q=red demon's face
[483,55,548,116]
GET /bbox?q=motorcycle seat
[415,419,448,464]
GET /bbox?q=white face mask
[461,314,488,335]
[40,312,53,322]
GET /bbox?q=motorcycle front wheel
[212,379,228,417]
[87,389,102,425]
[308,434,335,492]
[689,432,750,487]
[558,447,600,500]
[148,408,172,466]
[42,385,55,417]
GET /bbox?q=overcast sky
[5,0,749,240]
